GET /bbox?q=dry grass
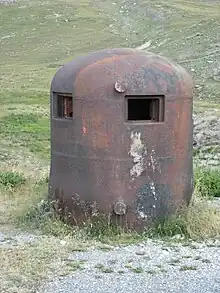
[149,196,220,240]
[0,179,93,292]
[0,181,44,225]
[0,236,90,293]
[186,198,220,239]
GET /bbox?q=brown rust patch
[90,113,109,149]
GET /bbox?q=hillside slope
[97,0,220,101]
[1,0,220,99]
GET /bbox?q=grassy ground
[0,0,220,292]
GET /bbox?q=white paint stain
[137,210,148,220]
[149,178,158,201]
[149,148,161,173]
[91,201,98,216]
[150,149,157,172]
[150,181,156,197]
[129,132,147,178]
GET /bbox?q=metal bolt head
[115,81,126,93]
[114,201,127,215]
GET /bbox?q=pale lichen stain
[149,148,161,174]
[150,149,157,172]
[150,181,156,198]
[129,131,147,178]
[138,210,148,220]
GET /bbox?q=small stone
[0,232,5,242]
[213,74,220,81]
[135,249,146,256]
[172,234,182,240]
[0,0,16,4]
[207,160,219,166]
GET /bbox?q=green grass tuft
[131,267,144,274]
[194,167,220,198]
[0,171,26,188]
[100,267,114,273]
[0,113,50,159]
[179,265,197,271]
[148,214,188,238]
[81,216,124,241]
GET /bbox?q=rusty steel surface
[49,48,194,231]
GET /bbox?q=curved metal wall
[49,48,194,230]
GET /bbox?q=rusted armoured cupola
[49,48,194,231]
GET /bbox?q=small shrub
[148,198,220,240]
[18,198,52,226]
[186,199,220,239]
[17,199,75,237]
[95,263,105,269]
[95,263,114,273]
[146,270,156,275]
[179,265,197,271]
[81,215,123,240]
[131,267,144,273]
[100,267,114,273]
[15,179,75,237]
[66,260,83,271]
[148,213,188,238]
[168,258,181,266]
[194,167,220,198]
[201,259,211,264]
[79,217,143,244]
[0,171,26,188]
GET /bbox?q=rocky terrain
[193,111,220,167]
[0,0,16,4]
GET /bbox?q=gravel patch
[0,230,40,248]
[208,198,220,210]
[37,239,220,293]
[0,0,16,4]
